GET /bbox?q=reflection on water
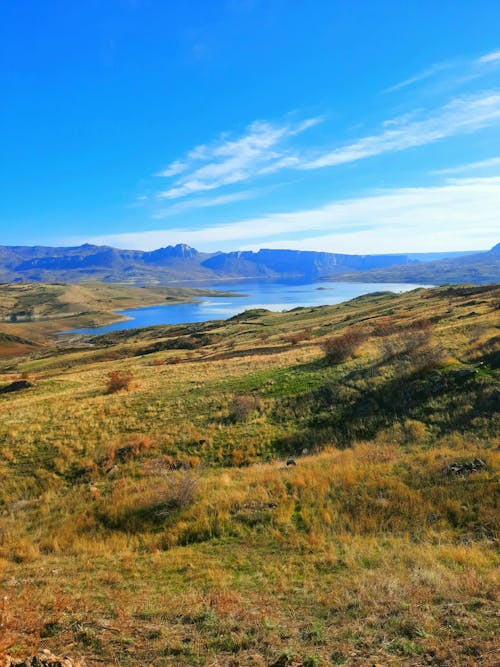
[62,280,430,335]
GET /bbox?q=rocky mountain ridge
[1,242,494,284]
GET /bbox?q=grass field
[0,283,498,666]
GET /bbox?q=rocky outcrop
[0,380,33,394]
[0,650,84,667]
[443,458,488,477]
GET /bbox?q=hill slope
[0,282,238,354]
[335,243,500,285]
[0,284,498,665]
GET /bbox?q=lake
[63,280,429,335]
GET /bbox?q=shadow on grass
[270,364,497,455]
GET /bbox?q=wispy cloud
[156,117,321,199]
[478,49,500,65]
[151,189,259,218]
[150,90,500,208]
[433,156,500,175]
[142,50,500,216]
[157,160,187,177]
[87,175,500,254]
[384,61,454,93]
[385,48,500,94]
[300,91,500,170]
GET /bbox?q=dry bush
[371,317,398,337]
[229,395,261,422]
[6,536,39,564]
[105,369,133,393]
[94,470,200,532]
[285,330,312,346]
[321,328,365,364]
[155,471,200,517]
[167,355,182,364]
[409,343,447,372]
[102,434,157,469]
[382,321,446,374]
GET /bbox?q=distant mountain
[202,248,412,279]
[0,242,496,285]
[333,244,500,285]
[406,250,486,261]
[0,243,416,284]
[0,244,214,284]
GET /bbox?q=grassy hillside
[0,282,237,355]
[0,284,498,666]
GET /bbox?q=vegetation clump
[320,328,365,364]
[228,394,262,422]
[381,318,447,374]
[105,369,134,393]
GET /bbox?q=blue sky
[1,0,500,253]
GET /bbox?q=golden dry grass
[0,283,498,665]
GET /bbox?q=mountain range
[0,243,497,285]
[334,243,500,285]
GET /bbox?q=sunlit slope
[0,284,498,666]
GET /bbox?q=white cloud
[149,91,500,208]
[151,189,258,218]
[300,91,500,170]
[156,160,188,177]
[385,48,500,95]
[433,156,500,175]
[86,175,500,254]
[156,117,322,199]
[478,49,500,65]
[384,61,454,93]
[149,82,500,208]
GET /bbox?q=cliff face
[202,248,412,279]
[0,243,495,284]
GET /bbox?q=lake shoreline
[59,280,431,337]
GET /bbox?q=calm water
[63,280,429,335]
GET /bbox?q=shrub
[155,471,199,517]
[285,330,312,346]
[371,317,398,337]
[105,369,134,393]
[102,434,157,470]
[382,322,446,374]
[229,394,261,422]
[408,342,447,372]
[321,329,365,364]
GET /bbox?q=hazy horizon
[0,240,492,256]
